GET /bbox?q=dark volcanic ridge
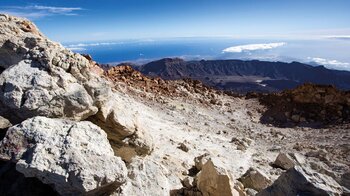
[127,58,350,93]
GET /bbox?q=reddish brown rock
[258,83,350,127]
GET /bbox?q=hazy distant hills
[135,58,350,92]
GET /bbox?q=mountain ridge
[135,58,350,92]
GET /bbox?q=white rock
[0,14,153,161]
[196,159,235,196]
[0,116,127,195]
[117,125,154,162]
[118,157,174,196]
[93,92,141,137]
[0,61,98,122]
[0,14,101,122]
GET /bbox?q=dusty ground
[111,79,350,194]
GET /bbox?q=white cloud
[308,57,350,69]
[222,42,286,53]
[66,47,86,51]
[66,42,121,48]
[31,5,82,13]
[0,5,83,19]
[64,42,123,51]
[325,35,350,40]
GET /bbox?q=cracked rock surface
[0,116,127,195]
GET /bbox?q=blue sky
[1,0,350,42]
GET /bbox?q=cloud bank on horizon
[308,57,350,70]
[222,42,286,53]
[325,35,350,40]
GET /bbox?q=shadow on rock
[0,161,58,196]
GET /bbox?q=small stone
[182,170,189,176]
[239,167,271,192]
[0,116,12,129]
[178,142,190,152]
[246,188,258,196]
[181,177,194,188]
[194,153,211,171]
[291,114,300,122]
[268,145,281,152]
[273,153,296,170]
[230,137,249,151]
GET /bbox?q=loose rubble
[258,83,350,127]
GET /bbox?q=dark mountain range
[134,58,350,92]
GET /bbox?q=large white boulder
[0,14,155,169]
[0,60,98,122]
[0,116,127,195]
[0,14,153,159]
[0,14,101,122]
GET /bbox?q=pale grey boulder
[0,14,94,80]
[0,14,153,164]
[0,60,98,122]
[257,166,343,196]
[0,116,128,195]
[88,88,155,159]
[0,14,149,144]
[0,14,101,122]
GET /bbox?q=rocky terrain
[254,83,350,127]
[135,58,350,93]
[0,14,349,196]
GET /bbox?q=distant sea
[63,37,350,70]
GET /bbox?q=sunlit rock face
[0,14,102,123]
